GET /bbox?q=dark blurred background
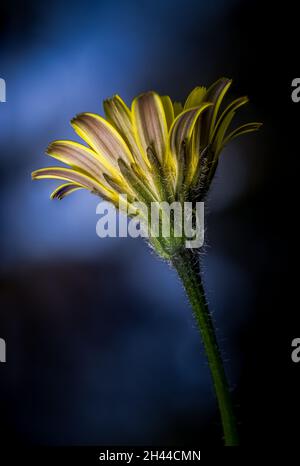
[0,0,298,447]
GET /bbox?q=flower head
[32,78,261,258]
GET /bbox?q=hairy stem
[171,249,239,446]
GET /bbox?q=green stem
[171,249,239,446]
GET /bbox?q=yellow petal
[202,78,232,141]
[184,86,206,110]
[173,101,183,118]
[169,102,213,160]
[32,166,117,201]
[71,113,134,168]
[213,111,235,155]
[50,183,84,200]
[210,96,249,149]
[160,95,174,129]
[223,122,262,146]
[132,92,168,163]
[103,95,145,167]
[47,140,112,182]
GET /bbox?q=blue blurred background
[0,0,297,446]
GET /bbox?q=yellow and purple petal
[169,102,212,160]
[71,113,134,168]
[50,183,84,200]
[32,166,117,201]
[132,92,168,164]
[103,95,144,167]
